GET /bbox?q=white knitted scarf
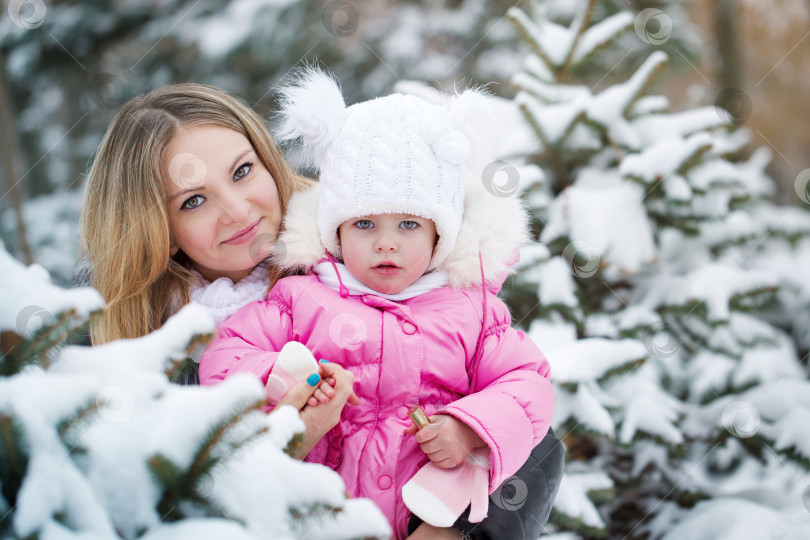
[313,260,449,301]
[189,263,270,326]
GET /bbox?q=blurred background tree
[1,0,808,283]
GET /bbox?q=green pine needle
[0,413,29,512]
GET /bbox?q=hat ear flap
[276,68,347,168]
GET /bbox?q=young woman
[79,83,356,458]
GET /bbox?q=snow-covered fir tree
[0,243,390,540]
[502,0,810,538]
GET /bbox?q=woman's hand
[277,361,359,459]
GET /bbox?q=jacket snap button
[402,322,416,335]
[378,475,392,489]
[397,406,409,419]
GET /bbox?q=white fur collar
[273,175,529,290]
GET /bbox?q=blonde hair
[80,83,310,344]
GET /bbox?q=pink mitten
[402,447,490,527]
[265,341,319,406]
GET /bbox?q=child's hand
[409,414,485,469]
[317,360,361,406]
[305,378,336,408]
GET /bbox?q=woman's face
[163,124,282,283]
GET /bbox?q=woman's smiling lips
[222,219,261,245]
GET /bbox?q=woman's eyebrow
[229,149,253,172]
[168,186,205,203]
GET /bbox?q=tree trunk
[715,0,743,92]
[0,48,33,265]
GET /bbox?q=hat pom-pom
[433,130,471,165]
[276,68,347,167]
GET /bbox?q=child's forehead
[347,213,434,222]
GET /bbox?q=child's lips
[372,262,400,275]
[222,219,261,245]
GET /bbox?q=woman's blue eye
[400,221,418,230]
[356,220,374,229]
[234,163,252,180]
[181,195,205,210]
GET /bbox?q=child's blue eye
[400,221,418,230]
[356,220,374,229]
[181,195,205,210]
[234,163,252,180]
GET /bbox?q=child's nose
[374,235,397,252]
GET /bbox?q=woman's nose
[219,191,251,225]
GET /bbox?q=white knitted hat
[277,69,470,270]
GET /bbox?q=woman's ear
[170,242,179,256]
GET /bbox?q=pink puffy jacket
[200,270,552,538]
[200,176,554,538]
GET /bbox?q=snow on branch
[0,243,103,335]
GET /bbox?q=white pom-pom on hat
[276,68,347,167]
[433,130,471,165]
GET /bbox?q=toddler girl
[200,70,555,539]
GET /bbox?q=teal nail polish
[307,373,320,386]
[319,359,331,363]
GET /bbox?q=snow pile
[0,244,391,540]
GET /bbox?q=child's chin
[370,282,404,295]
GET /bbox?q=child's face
[163,124,282,282]
[338,213,437,295]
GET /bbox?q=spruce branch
[729,286,778,313]
[148,453,187,522]
[283,432,304,458]
[507,7,557,74]
[147,398,268,522]
[187,398,266,484]
[1,308,96,376]
[57,400,102,455]
[549,502,609,538]
[166,357,199,385]
[165,332,212,384]
[289,501,344,521]
[620,52,669,120]
[560,0,597,78]
[571,11,635,72]
[597,357,646,385]
[0,413,28,512]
